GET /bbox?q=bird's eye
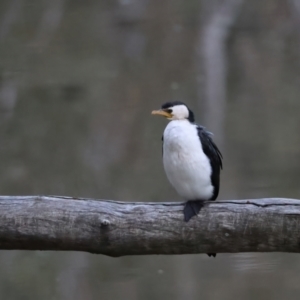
[164,109,172,114]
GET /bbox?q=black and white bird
[152,101,223,224]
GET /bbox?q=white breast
[163,120,213,200]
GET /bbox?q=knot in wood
[101,219,110,227]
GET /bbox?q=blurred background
[0,0,300,299]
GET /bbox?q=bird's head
[151,101,195,122]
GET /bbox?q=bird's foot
[183,200,205,222]
[207,253,216,258]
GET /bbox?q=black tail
[183,200,205,222]
[184,200,217,258]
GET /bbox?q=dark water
[1,0,300,299]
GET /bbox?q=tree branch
[0,196,299,256]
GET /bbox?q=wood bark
[0,196,299,256]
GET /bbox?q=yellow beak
[151,109,172,118]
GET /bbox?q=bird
[152,101,222,257]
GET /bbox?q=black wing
[197,126,223,200]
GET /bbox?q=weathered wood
[0,196,299,256]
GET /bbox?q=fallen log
[0,196,299,256]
